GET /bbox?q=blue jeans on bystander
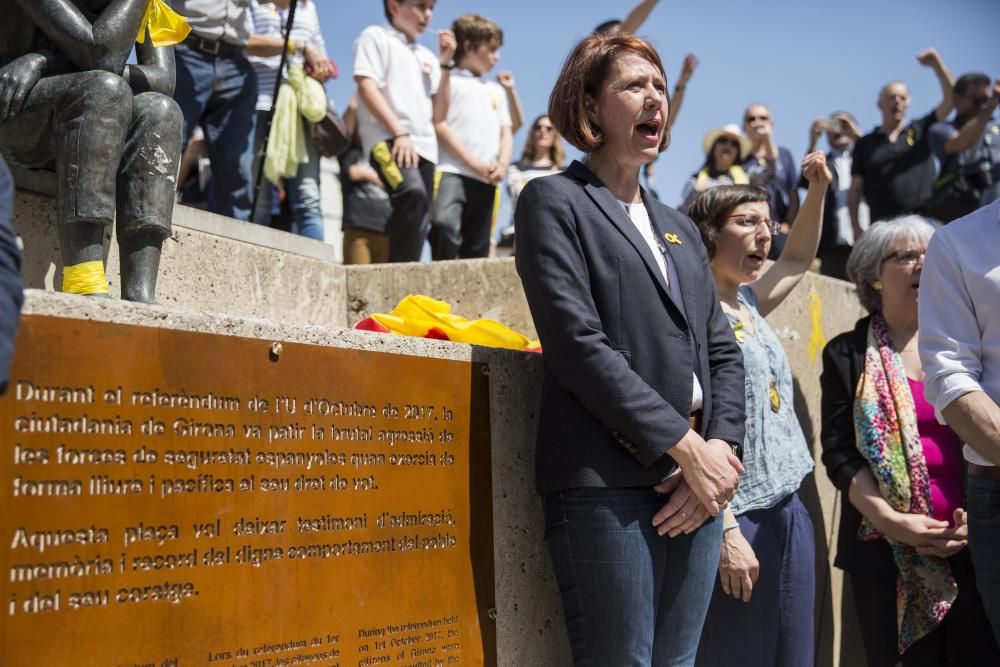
[173,43,257,221]
[251,110,324,240]
[543,486,722,666]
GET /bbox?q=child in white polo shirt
[354,0,456,262]
[430,14,512,260]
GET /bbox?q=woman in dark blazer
[514,32,746,665]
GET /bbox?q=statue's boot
[119,231,164,304]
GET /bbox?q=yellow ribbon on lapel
[136,0,192,47]
[664,233,683,245]
[730,320,747,344]
[807,287,827,363]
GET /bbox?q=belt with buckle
[969,463,1000,481]
[183,35,244,57]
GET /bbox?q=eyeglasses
[881,249,926,266]
[726,214,780,235]
[745,115,770,123]
[535,124,555,133]
[716,137,740,148]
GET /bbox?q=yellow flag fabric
[264,63,327,184]
[358,295,536,351]
[136,0,191,47]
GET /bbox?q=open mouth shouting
[745,252,766,271]
[636,117,662,145]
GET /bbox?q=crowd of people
[131,1,1000,274]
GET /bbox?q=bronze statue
[0,0,183,303]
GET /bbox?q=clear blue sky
[315,0,999,220]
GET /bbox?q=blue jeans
[967,473,1000,647]
[251,110,324,240]
[174,43,257,221]
[696,491,815,667]
[543,486,723,666]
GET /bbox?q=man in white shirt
[353,0,455,262]
[431,13,512,260]
[919,198,1000,642]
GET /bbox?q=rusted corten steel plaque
[1,315,495,667]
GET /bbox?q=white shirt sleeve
[306,5,328,57]
[918,228,985,418]
[353,27,386,86]
[427,55,441,96]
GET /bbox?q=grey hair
[846,215,938,313]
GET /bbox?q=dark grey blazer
[0,156,23,395]
[515,160,746,493]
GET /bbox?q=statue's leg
[52,73,133,294]
[116,92,182,303]
[0,72,133,296]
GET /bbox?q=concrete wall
[14,190,871,665]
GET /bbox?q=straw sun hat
[701,124,752,161]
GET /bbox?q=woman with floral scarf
[820,216,999,665]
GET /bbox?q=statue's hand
[0,54,47,121]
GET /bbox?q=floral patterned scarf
[853,312,956,653]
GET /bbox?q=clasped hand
[651,434,743,537]
[880,507,968,558]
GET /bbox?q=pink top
[909,377,964,524]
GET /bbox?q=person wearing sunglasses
[742,103,800,259]
[926,72,1000,222]
[677,124,753,214]
[493,114,565,254]
[820,216,1000,665]
[687,152,830,666]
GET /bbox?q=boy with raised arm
[430,14,511,260]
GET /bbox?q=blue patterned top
[726,285,814,514]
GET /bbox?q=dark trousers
[696,492,815,667]
[968,473,1000,648]
[849,547,1000,666]
[369,139,434,263]
[174,43,258,221]
[543,487,722,666]
[0,71,181,239]
[430,172,496,260]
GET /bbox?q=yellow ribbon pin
[664,233,683,245]
[730,320,747,344]
[137,0,192,47]
[807,287,827,363]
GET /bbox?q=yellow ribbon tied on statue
[354,295,538,351]
[137,0,192,47]
[62,261,110,296]
[265,63,327,184]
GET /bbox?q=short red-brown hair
[548,33,671,154]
